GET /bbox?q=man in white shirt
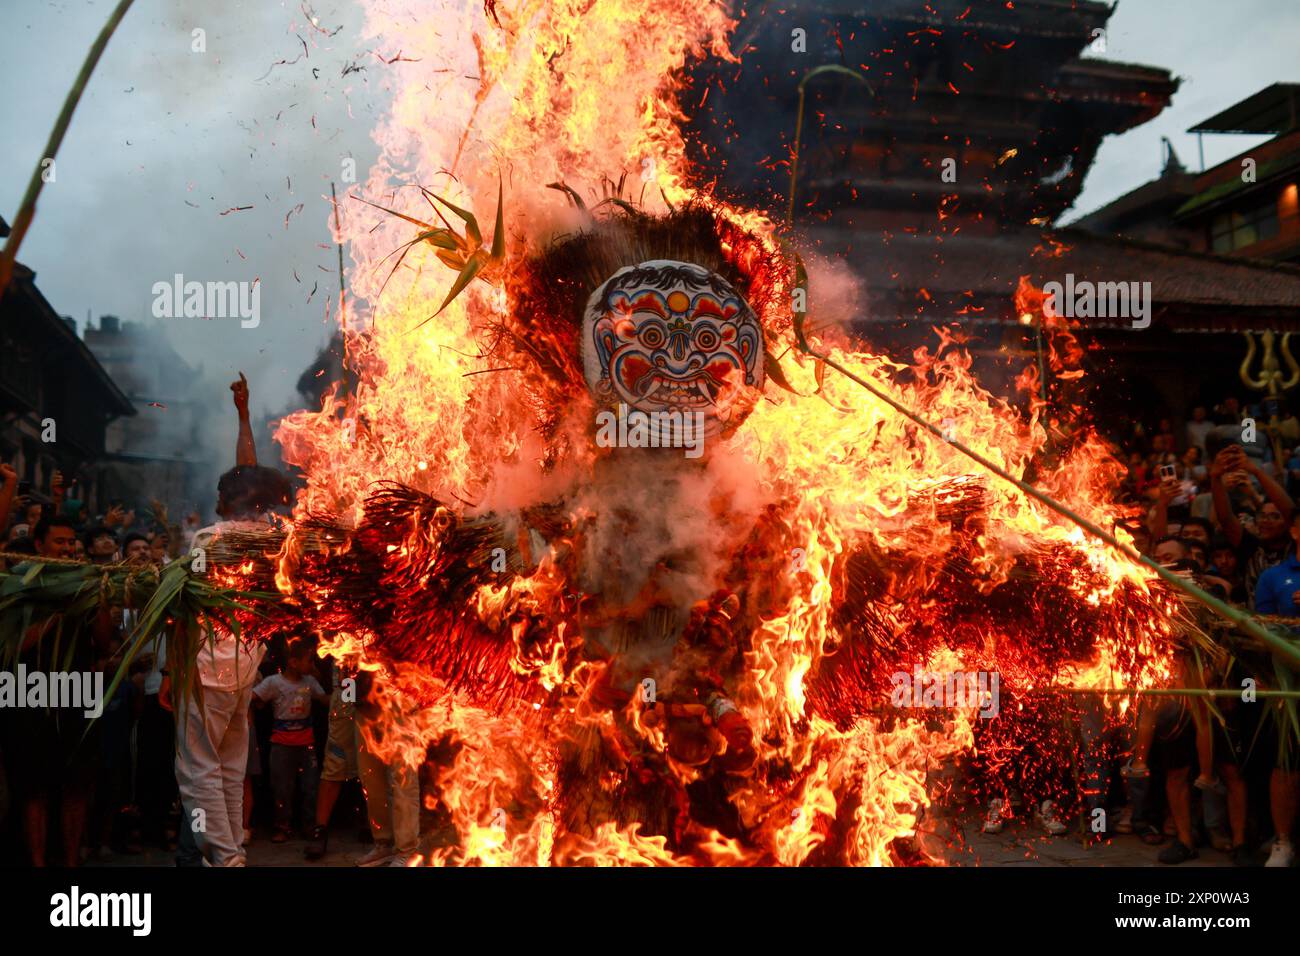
[168,592,267,866]
[165,372,291,866]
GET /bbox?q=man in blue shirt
[1252,510,1300,867]
[1255,551,1300,617]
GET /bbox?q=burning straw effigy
[4,0,1300,866]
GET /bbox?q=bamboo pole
[786,66,871,227]
[789,315,1300,669]
[0,0,137,297]
[331,180,346,319]
[329,180,363,407]
[1033,687,1300,699]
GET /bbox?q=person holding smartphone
[1149,461,1194,540]
[1209,444,1294,609]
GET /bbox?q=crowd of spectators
[0,376,417,868]
[1,385,1296,868]
[980,396,1299,866]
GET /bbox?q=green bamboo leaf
[430,193,481,246]
[0,0,138,297]
[596,197,638,216]
[418,228,462,251]
[801,64,872,89]
[0,558,268,728]
[351,195,436,231]
[764,349,801,395]
[545,181,586,211]
[413,251,486,328]
[489,180,505,261]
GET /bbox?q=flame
[260,0,1182,866]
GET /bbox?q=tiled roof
[805,224,1300,330]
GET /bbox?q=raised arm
[1209,445,1245,548]
[1148,478,1176,540]
[1245,452,1294,522]
[231,372,257,467]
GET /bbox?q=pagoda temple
[686,0,1300,426]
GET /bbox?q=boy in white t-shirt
[253,639,329,841]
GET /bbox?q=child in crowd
[252,638,329,842]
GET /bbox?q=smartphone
[1158,464,1177,481]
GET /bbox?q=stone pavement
[938,816,1229,867]
[83,830,376,868]
[80,814,1257,867]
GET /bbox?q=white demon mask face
[582,260,764,440]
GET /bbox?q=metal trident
[1240,330,1300,464]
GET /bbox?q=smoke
[479,401,769,695]
[804,250,869,343]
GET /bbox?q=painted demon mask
[582,259,764,440]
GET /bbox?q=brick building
[0,216,134,514]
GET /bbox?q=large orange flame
[268,0,1178,866]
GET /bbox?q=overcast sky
[2,0,1298,421]
[1069,0,1300,218]
[2,0,379,425]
